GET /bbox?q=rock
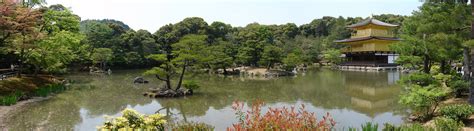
[143,88,193,98]
[133,77,149,84]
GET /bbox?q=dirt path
[0,97,49,128]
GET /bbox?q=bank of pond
[0,76,69,106]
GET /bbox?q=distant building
[335,18,400,67]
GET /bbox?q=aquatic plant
[361,122,378,131]
[227,101,336,130]
[0,91,22,106]
[33,83,67,97]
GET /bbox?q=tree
[145,35,207,91]
[91,48,113,70]
[260,45,283,69]
[27,31,85,75]
[8,5,43,77]
[206,40,234,74]
[391,2,469,73]
[282,53,303,71]
[323,49,342,65]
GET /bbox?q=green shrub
[0,91,22,106]
[399,85,447,120]
[169,122,214,131]
[399,73,437,87]
[99,108,166,130]
[183,80,200,90]
[434,117,464,131]
[447,80,470,97]
[361,122,378,131]
[440,104,474,121]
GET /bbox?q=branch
[155,74,167,81]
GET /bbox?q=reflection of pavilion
[343,71,401,117]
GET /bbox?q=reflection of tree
[70,71,154,116]
[153,69,405,119]
[5,69,407,130]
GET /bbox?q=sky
[46,0,423,32]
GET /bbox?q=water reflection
[4,68,406,130]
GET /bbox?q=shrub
[434,117,464,131]
[399,73,437,87]
[99,108,166,130]
[440,104,474,121]
[227,101,336,130]
[183,80,200,90]
[169,122,214,131]
[399,85,447,120]
[447,80,470,97]
[361,122,378,131]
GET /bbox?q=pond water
[4,68,407,130]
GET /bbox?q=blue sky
[47,0,423,32]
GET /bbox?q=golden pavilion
[335,18,400,67]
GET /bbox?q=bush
[440,104,474,121]
[0,91,22,106]
[399,85,447,120]
[434,117,464,131]
[399,73,437,87]
[169,122,214,131]
[183,80,200,90]
[99,108,166,130]
[227,101,335,130]
[448,80,470,97]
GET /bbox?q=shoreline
[0,96,50,128]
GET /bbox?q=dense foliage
[440,104,474,121]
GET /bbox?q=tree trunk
[469,0,474,104]
[33,65,40,77]
[223,66,228,75]
[462,47,471,81]
[423,55,431,74]
[175,63,186,91]
[440,60,446,74]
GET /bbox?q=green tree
[206,40,234,74]
[145,35,207,91]
[391,2,469,73]
[282,53,303,71]
[27,31,85,75]
[260,45,283,69]
[323,49,342,65]
[91,48,113,70]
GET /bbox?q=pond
[4,68,407,130]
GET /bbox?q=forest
[0,1,407,76]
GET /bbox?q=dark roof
[334,36,401,43]
[347,18,398,28]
